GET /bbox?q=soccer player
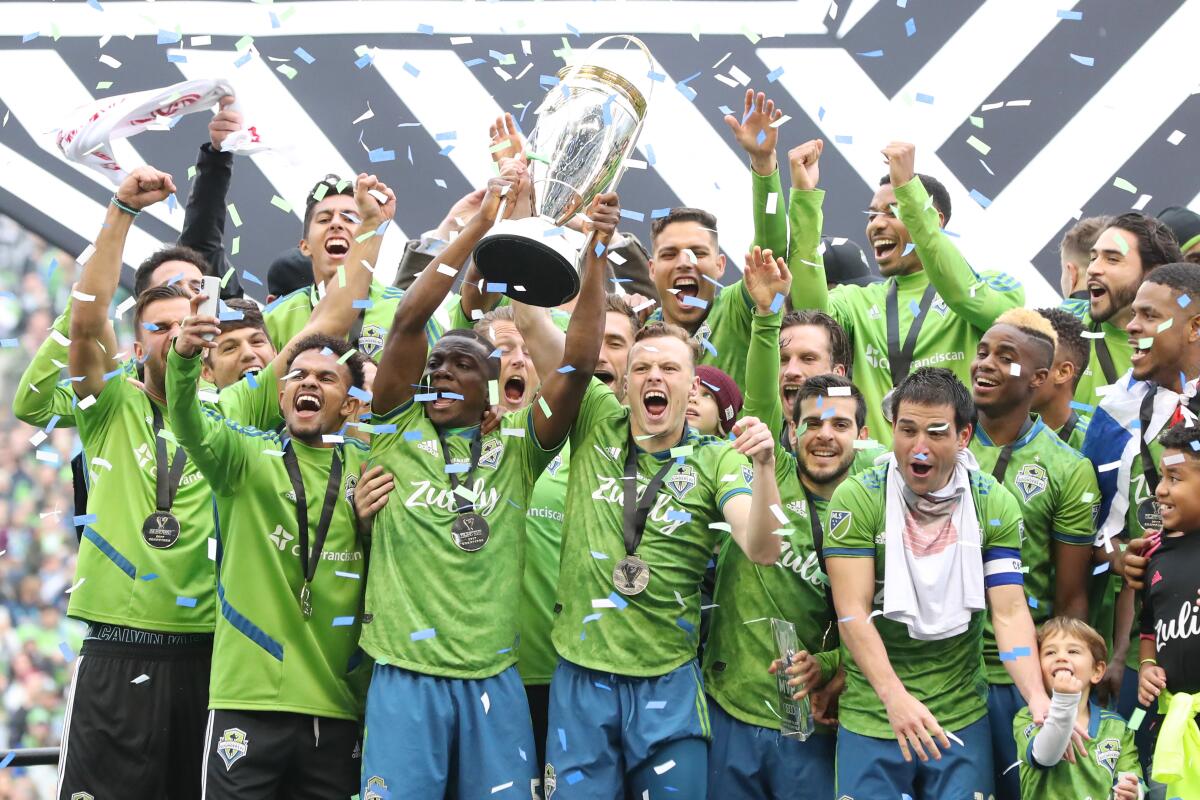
[1159,205,1200,258]
[473,306,539,413]
[1137,424,1200,799]
[1016,618,1142,800]
[968,309,1100,799]
[357,177,616,799]
[1064,212,1182,407]
[777,310,849,436]
[1083,261,1200,753]
[701,248,871,798]
[824,367,1048,799]
[743,112,1024,445]
[544,304,787,798]
[1033,308,1093,450]
[169,317,370,797]
[58,166,213,799]
[1058,216,1112,302]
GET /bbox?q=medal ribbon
[885,281,937,386]
[621,429,684,557]
[1091,322,1119,386]
[438,428,485,514]
[1057,410,1080,445]
[150,405,188,514]
[282,440,345,591]
[988,416,1034,485]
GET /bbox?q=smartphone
[198,276,221,341]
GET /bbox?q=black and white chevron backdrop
[0,0,1197,306]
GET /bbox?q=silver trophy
[771,618,815,740]
[472,35,655,307]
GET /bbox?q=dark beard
[1091,282,1139,323]
[797,451,856,486]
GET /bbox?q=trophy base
[473,217,580,308]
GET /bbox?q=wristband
[110,196,141,217]
[1139,658,1157,667]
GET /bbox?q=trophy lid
[555,35,655,119]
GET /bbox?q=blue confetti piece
[718,104,734,116]
[590,551,609,560]
[909,300,922,316]
[755,130,767,146]
[915,93,935,104]
[464,58,486,67]
[0,752,12,768]
[414,392,437,402]
[558,728,568,752]
[593,681,612,691]
[167,53,187,63]
[140,573,158,581]
[557,365,576,373]
[1027,596,1038,609]
[834,134,853,144]
[857,50,885,58]
[142,322,159,331]
[369,148,396,163]
[1057,9,1082,20]
[352,299,374,309]
[818,106,826,121]
[269,11,281,28]
[645,700,667,710]
[699,338,718,357]
[73,513,97,526]
[1178,294,1191,308]
[544,226,567,237]
[245,371,259,389]
[442,392,464,400]
[434,131,457,141]
[218,309,245,322]
[769,293,785,314]
[681,295,709,309]
[1069,53,1095,67]
[1190,440,1200,452]
[999,651,1015,662]
[241,270,263,286]
[294,47,315,64]
[565,771,584,785]
[968,189,993,208]
[594,241,607,258]
[914,453,928,461]
[1093,562,1110,576]
[608,592,628,610]
[348,386,372,402]
[1012,646,1031,657]
[902,243,916,256]
[332,616,356,627]
[411,628,437,641]
[438,145,455,157]
[403,430,423,441]
[46,414,61,433]
[417,23,434,34]
[539,74,559,87]
[905,18,916,36]
[646,144,657,166]
[619,209,645,222]
[665,510,692,523]
[766,66,785,82]
[820,408,836,420]
[102,367,123,381]
[675,82,697,102]
[445,463,470,474]
[583,613,602,623]
[355,53,374,69]
[21,31,39,43]
[0,338,18,347]
[157,29,181,45]
[58,642,75,662]
[647,70,667,82]
[486,282,508,293]
[234,51,253,68]
[176,596,197,608]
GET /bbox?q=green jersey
[167,348,368,720]
[362,398,560,679]
[824,464,1024,738]
[448,295,572,334]
[756,174,1024,446]
[1061,298,1132,409]
[646,282,756,388]
[518,443,570,686]
[14,299,77,428]
[1056,410,1091,452]
[73,369,215,632]
[1014,703,1141,799]
[264,280,441,362]
[552,381,754,678]
[970,416,1099,683]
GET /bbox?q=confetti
[410,628,437,641]
[1069,53,1095,67]
[131,674,150,685]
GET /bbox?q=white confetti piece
[728,64,751,86]
[65,578,85,594]
[450,36,473,45]
[1009,363,1021,376]
[946,730,965,747]
[50,329,71,347]
[827,386,852,397]
[653,759,676,775]
[208,538,217,561]
[1097,461,1121,473]
[437,264,458,277]
[481,692,491,714]
[29,430,47,447]
[98,54,121,69]
[1163,453,1186,466]
[198,390,219,404]
[765,192,778,214]
[77,244,96,265]
[72,289,96,302]
[90,457,112,470]
[592,598,618,608]
[78,395,97,410]
[490,782,513,794]
[769,504,788,525]
[500,428,526,438]
[131,674,150,685]
[1167,129,1186,146]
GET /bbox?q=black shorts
[202,708,362,799]
[57,623,213,800]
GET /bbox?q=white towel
[55,77,272,184]
[882,448,985,641]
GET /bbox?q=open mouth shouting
[643,388,669,423]
[1129,337,1151,366]
[972,372,1002,398]
[503,375,526,404]
[672,275,700,307]
[324,236,350,259]
[872,236,899,263]
[782,382,801,413]
[294,391,323,420]
[909,458,934,480]
[594,368,615,387]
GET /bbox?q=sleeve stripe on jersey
[373,398,414,423]
[717,487,751,509]
[823,546,875,558]
[81,525,136,579]
[1051,530,1095,546]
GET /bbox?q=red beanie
[696,365,743,435]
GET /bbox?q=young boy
[1015,617,1142,800]
[686,365,743,437]
[1138,423,1200,799]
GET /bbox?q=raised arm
[70,167,176,399]
[529,192,618,448]
[886,142,1023,328]
[513,302,566,381]
[372,178,508,414]
[720,417,784,565]
[165,296,250,493]
[14,299,77,428]
[269,173,396,377]
[726,89,788,258]
[742,246,792,441]
[178,96,239,294]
